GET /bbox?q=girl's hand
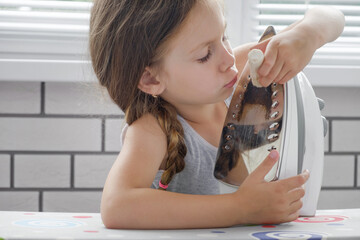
[252,27,317,87]
[233,150,309,224]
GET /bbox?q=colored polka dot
[73,216,92,218]
[262,225,277,228]
[211,230,226,233]
[294,215,348,223]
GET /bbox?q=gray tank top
[119,116,220,195]
[152,115,221,194]
[119,98,231,195]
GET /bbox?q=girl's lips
[224,75,238,88]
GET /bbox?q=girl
[89,0,344,229]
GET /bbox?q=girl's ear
[138,67,165,96]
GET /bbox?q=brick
[318,190,360,209]
[105,119,124,152]
[0,81,40,114]
[74,154,116,188]
[0,117,102,151]
[322,155,354,187]
[0,191,38,211]
[43,191,101,213]
[313,87,360,117]
[0,154,10,187]
[45,82,123,115]
[14,155,70,188]
[332,120,360,152]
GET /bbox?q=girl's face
[157,0,238,107]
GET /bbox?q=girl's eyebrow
[189,21,227,54]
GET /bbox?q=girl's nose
[219,42,235,72]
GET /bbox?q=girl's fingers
[289,199,303,216]
[248,150,279,182]
[278,70,296,84]
[287,209,301,222]
[258,41,278,78]
[288,187,306,203]
[273,65,288,83]
[251,37,271,53]
[277,171,309,192]
[259,59,284,85]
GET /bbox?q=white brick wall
[43,191,102,212]
[0,192,39,211]
[332,121,360,152]
[0,81,122,212]
[322,155,354,187]
[0,82,41,114]
[0,82,359,212]
[105,119,124,152]
[45,82,122,115]
[0,117,102,151]
[318,190,360,209]
[74,154,116,188]
[0,154,10,188]
[314,87,360,210]
[14,155,71,188]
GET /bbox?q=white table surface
[1,209,359,239]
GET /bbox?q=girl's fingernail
[302,169,310,176]
[269,150,278,159]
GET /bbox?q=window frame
[0,0,359,86]
[0,0,92,82]
[225,0,360,87]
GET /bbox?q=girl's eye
[198,49,212,63]
[222,34,229,42]
[197,35,228,64]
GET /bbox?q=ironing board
[1,209,360,239]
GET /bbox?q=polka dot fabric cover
[1,209,360,239]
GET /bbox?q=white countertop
[1,209,360,239]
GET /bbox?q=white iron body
[279,72,326,216]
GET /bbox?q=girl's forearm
[234,6,345,71]
[101,188,241,229]
[291,6,345,49]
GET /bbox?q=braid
[89,0,199,191]
[154,98,187,190]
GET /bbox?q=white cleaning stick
[248,49,264,88]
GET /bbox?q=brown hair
[89,0,200,189]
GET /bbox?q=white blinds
[0,0,91,62]
[0,0,94,82]
[254,0,360,66]
[0,0,90,38]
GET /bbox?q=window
[0,0,359,85]
[0,0,93,82]
[225,0,360,86]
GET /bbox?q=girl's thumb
[249,150,279,182]
[250,38,271,53]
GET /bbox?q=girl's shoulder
[123,114,167,158]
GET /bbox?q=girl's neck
[176,101,227,126]
[176,101,227,148]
